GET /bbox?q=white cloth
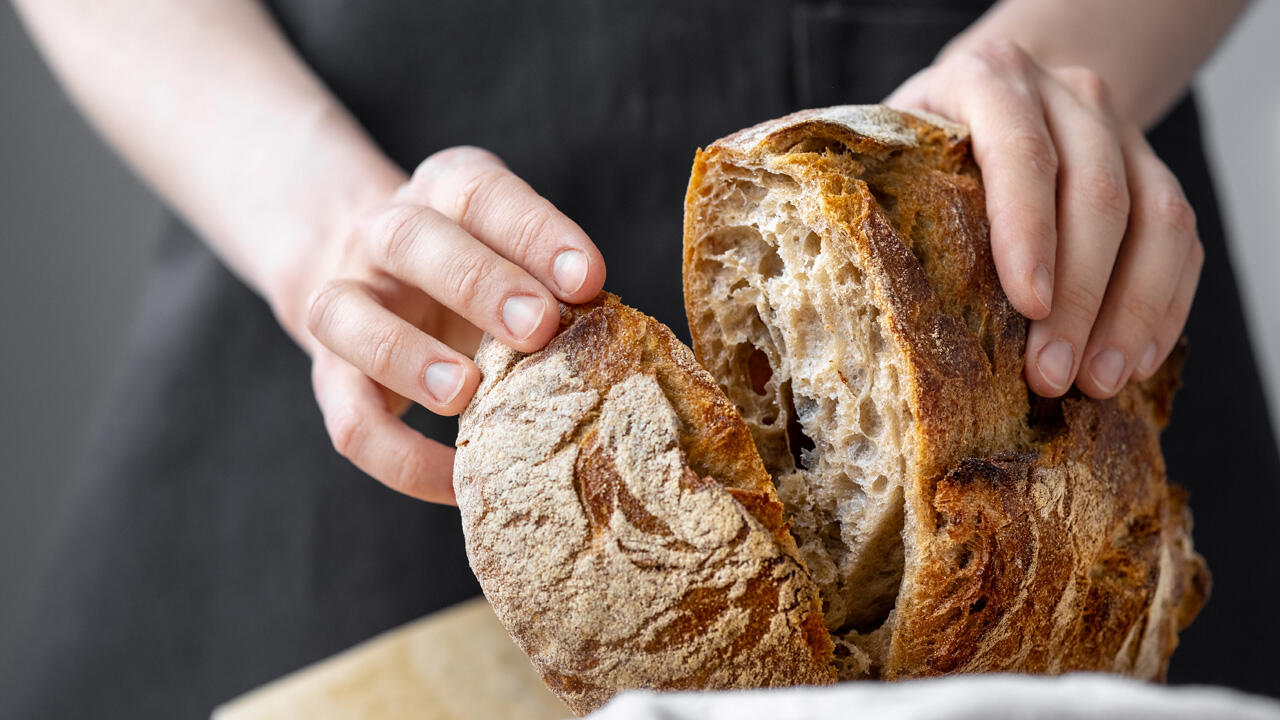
[587,674,1280,720]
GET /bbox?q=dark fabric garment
[2,2,1277,717]
[1148,97,1280,691]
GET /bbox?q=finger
[362,202,559,352]
[1136,238,1203,381]
[306,278,479,415]
[889,40,1059,321]
[1078,128,1198,396]
[312,351,458,504]
[404,146,606,303]
[1024,70,1131,398]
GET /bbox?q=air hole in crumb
[871,475,889,494]
[746,347,772,396]
[705,226,766,258]
[729,278,748,294]
[833,259,864,286]
[786,138,847,155]
[803,232,822,257]
[760,170,801,190]
[868,308,885,354]
[759,248,784,278]
[782,382,816,470]
[858,397,882,437]
[729,179,768,203]
[970,596,988,614]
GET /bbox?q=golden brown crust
[887,383,1209,678]
[454,294,833,716]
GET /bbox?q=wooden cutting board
[212,597,569,720]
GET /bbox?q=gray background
[2,1,1278,664]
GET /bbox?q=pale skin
[14,0,1250,504]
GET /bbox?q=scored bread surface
[683,105,1207,680]
[454,295,833,716]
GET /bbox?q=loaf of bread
[454,106,1209,715]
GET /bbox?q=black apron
[3,2,1277,716]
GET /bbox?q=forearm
[943,0,1250,128]
[12,0,403,339]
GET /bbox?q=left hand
[886,38,1204,399]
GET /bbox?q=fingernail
[1139,342,1159,374]
[1031,264,1053,315]
[1089,348,1127,393]
[1036,340,1074,392]
[502,295,546,340]
[553,249,588,295]
[425,361,465,404]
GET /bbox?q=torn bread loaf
[684,105,1208,679]
[455,106,1209,715]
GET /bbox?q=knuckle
[988,201,1054,248]
[1150,189,1197,237]
[385,445,429,496]
[452,165,510,227]
[1118,293,1164,336]
[1055,281,1105,324]
[968,37,1032,75]
[412,146,505,214]
[415,145,499,180]
[305,280,350,338]
[431,145,501,168]
[366,327,407,379]
[440,248,494,308]
[1005,129,1059,177]
[506,203,556,261]
[1188,237,1206,268]
[1058,66,1110,108]
[327,406,368,460]
[1077,163,1130,218]
[369,205,427,268]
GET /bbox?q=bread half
[454,295,834,715]
[683,105,1208,679]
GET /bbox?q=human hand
[886,39,1203,399]
[279,147,605,504]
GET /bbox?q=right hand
[887,40,1203,400]
[283,146,605,504]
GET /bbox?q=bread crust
[888,351,1209,678]
[454,295,833,715]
